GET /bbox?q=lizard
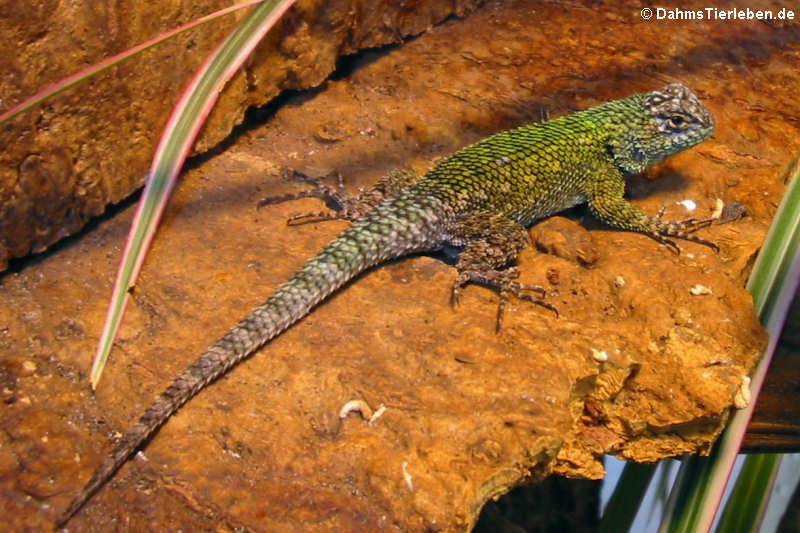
[59,82,725,526]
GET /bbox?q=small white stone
[690,284,712,295]
[369,404,387,425]
[734,376,752,409]
[339,399,374,420]
[711,198,725,219]
[402,461,414,491]
[591,348,608,362]
[677,199,697,211]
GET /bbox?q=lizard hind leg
[448,214,558,331]
[258,167,422,225]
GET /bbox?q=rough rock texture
[2,0,796,531]
[0,0,482,270]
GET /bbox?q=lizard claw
[650,209,722,254]
[452,269,557,330]
[689,235,719,252]
[652,231,719,254]
[511,283,558,317]
[450,281,462,308]
[658,236,681,255]
[495,281,558,331]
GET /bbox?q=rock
[0,0,482,270]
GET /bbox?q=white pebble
[690,284,712,295]
[734,376,752,409]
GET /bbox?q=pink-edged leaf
[89,0,297,388]
[0,0,267,125]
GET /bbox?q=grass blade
[89,0,297,388]
[715,454,781,532]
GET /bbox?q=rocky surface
[0,0,481,269]
[2,0,796,530]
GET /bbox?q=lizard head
[645,83,715,153]
[610,83,714,173]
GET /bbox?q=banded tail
[58,197,444,526]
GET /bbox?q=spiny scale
[59,83,720,526]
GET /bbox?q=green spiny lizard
[59,83,725,525]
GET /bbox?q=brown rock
[1,0,794,530]
[531,216,599,266]
[0,0,482,270]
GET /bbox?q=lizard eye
[665,114,688,130]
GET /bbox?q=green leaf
[715,454,781,533]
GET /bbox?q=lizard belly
[514,190,587,226]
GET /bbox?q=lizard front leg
[448,214,557,331]
[585,164,720,253]
[259,168,422,224]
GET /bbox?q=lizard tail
[58,201,442,527]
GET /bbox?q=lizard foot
[451,267,558,332]
[649,205,720,253]
[258,169,364,224]
[650,201,746,253]
[650,228,717,254]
